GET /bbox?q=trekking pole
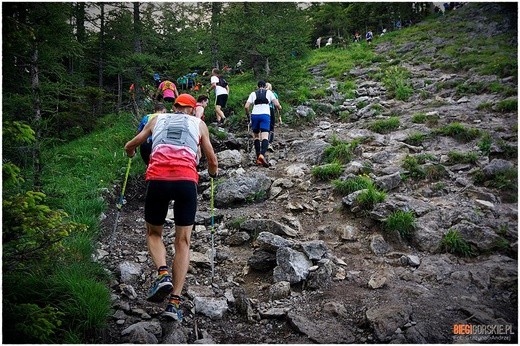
[247,120,251,153]
[111,157,132,245]
[210,177,216,282]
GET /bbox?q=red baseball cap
[174,94,197,108]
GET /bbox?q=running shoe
[163,300,183,321]
[146,273,173,302]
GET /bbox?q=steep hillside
[97,4,517,344]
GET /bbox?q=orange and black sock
[158,266,169,276]
[168,294,182,306]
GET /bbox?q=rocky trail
[96,4,517,344]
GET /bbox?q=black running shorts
[215,94,228,108]
[145,180,198,226]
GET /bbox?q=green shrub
[338,111,351,122]
[475,168,517,202]
[382,66,413,101]
[415,153,437,163]
[412,111,439,125]
[356,185,386,208]
[456,81,487,95]
[51,263,110,334]
[496,98,517,113]
[385,210,416,239]
[312,162,343,181]
[332,174,373,195]
[10,303,64,343]
[246,190,267,203]
[477,133,492,155]
[425,164,448,180]
[405,132,428,146]
[357,100,368,109]
[447,151,479,164]
[337,80,356,97]
[497,140,518,159]
[227,216,247,230]
[323,136,359,164]
[369,117,400,134]
[434,122,480,142]
[411,113,427,123]
[440,229,474,257]
[208,125,228,140]
[402,155,426,179]
[477,102,493,111]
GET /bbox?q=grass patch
[447,151,479,164]
[496,98,517,113]
[209,125,228,140]
[474,167,518,202]
[477,102,493,111]
[369,117,400,134]
[385,210,416,239]
[337,80,357,98]
[312,162,343,181]
[332,174,373,195]
[402,155,426,179]
[425,164,448,180]
[381,66,414,101]
[356,185,386,209]
[405,132,429,146]
[496,140,518,160]
[434,122,480,142]
[478,133,492,155]
[227,216,247,230]
[411,113,427,123]
[440,229,474,257]
[246,190,267,203]
[323,136,359,164]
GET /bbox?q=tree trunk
[98,3,105,113]
[98,3,104,89]
[117,73,122,110]
[76,2,85,44]
[133,2,142,114]
[30,42,42,191]
[210,2,222,68]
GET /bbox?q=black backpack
[254,89,269,105]
[217,76,228,88]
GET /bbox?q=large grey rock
[121,321,162,344]
[119,261,142,284]
[453,220,503,252]
[269,281,291,301]
[194,296,228,320]
[248,250,277,271]
[307,259,335,289]
[301,240,328,260]
[241,219,298,237]
[294,105,316,118]
[256,232,295,253]
[287,312,356,343]
[482,159,514,177]
[370,234,391,256]
[226,231,250,246]
[413,212,445,252]
[290,139,328,165]
[162,324,188,344]
[366,303,412,342]
[273,247,312,284]
[375,172,402,191]
[214,172,271,207]
[216,149,242,168]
